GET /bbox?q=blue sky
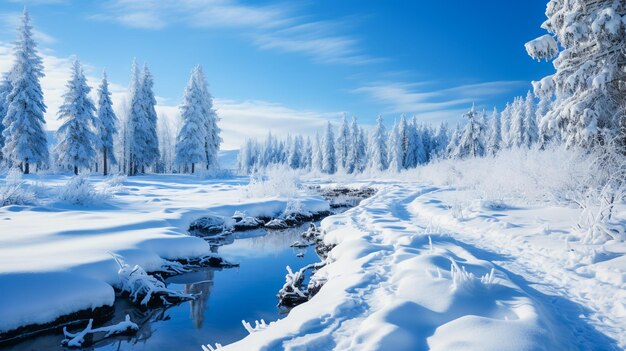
[0,0,554,149]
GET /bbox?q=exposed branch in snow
[61,315,138,348]
[201,343,223,351]
[277,262,326,307]
[111,254,195,306]
[242,319,273,334]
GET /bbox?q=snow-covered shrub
[57,174,108,205]
[0,168,36,206]
[62,315,138,348]
[245,165,302,198]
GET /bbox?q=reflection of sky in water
[4,223,319,351]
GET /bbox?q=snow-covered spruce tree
[175,68,207,174]
[446,125,460,157]
[432,122,449,158]
[451,105,486,159]
[500,102,512,149]
[2,10,48,174]
[335,115,350,171]
[368,115,388,171]
[524,90,539,147]
[412,117,427,165]
[126,60,144,175]
[157,115,175,173]
[388,120,403,172]
[140,65,160,172]
[312,132,323,172]
[193,66,221,170]
[345,116,360,173]
[508,96,526,148]
[288,135,303,169]
[54,60,97,175]
[95,72,118,175]
[486,107,502,155]
[356,127,367,172]
[302,136,313,170]
[322,121,336,174]
[526,0,626,149]
[0,73,12,160]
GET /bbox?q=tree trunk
[191,163,195,174]
[103,149,108,176]
[74,165,78,175]
[24,161,29,175]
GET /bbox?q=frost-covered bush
[245,165,302,198]
[57,174,108,205]
[0,168,36,206]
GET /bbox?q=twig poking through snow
[61,315,138,348]
[242,319,272,334]
[201,343,223,351]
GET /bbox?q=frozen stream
[3,222,321,351]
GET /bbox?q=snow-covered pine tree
[486,107,502,155]
[0,73,12,160]
[432,122,449,159]
[193,66,221,170]
[157,115,175,173]
[368,115,388,171]
[140,65,160,171]
[2,10,49,174]
[345,116,360,173]
[524,90,539,147]
[526,0,626,148]
[302,136,313,170]
[126,60,145,175]
[54,60,97,175]
[412,117,427,165]
[388,120,403,172]
[312,132,323,172]
[322,121,336,174]
[335,115,350,171]
[95,72,118,175]
[446,125,460,158]
[356,127,367,173]
[175,68,207,174]
[508,97,526,148]
[288,135,303,169]
[451,105,486,159]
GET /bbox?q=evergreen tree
[446,125,461,157]
[526,0,626,148]
[322,121,336,174]
[175,68,207,173]
[302,136,313,170]
[95,72,118,175]
[288,135,303,169]
[2,10,48,174]
[368,115,388,171]
[127,60,145,175]
[140,65,160,170]
[433,122,449,158]
[0,73,12,160]
[312,132,323,172]
[388,121,403,172]
[486,107,502,155]
[524,90,539,147]
[335,115,350,171]
[509,97,526,148]
[193,66,220,170]
[500,102,512,149]
[345,116,360,173]
[451,105,486,159]
[54,60,97,175]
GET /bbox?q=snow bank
[0,272,114,333]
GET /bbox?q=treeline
[0,11,221,175]
[237,91,547,174]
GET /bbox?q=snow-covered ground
[0,174,328,335]
[1,171,624,350]
[222,181,625,350]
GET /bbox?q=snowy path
[223,184,622,350]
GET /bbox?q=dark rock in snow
[265,218,289,230]
[189,215,227,236]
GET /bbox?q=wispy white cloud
[352,80,527,124]
[91,0,374,65]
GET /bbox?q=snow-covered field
[0,173,328,336]
[222,179,626,350]
[1,170,624,350]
